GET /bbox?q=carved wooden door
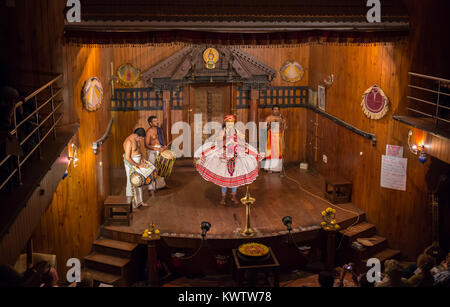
[189,84,231,155]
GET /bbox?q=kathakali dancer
[263,105,286,173]
[194,115,264,205]
[123,128,149,209]
[145,115,167,196]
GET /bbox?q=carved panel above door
[141,45,276,91]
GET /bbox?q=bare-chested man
[263,105,287,173]
[145,116,167,196]
[123,128,149,208]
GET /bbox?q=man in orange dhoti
[263,105,286,173]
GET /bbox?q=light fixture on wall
[323,74,334,87]
[408,130,428,164]
[68,142,79,168]
[63,141,79,179]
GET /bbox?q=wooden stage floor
[106,165,365,242]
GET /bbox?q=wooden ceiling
[67,0,409,32]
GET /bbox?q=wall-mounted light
[68,142,79,167]
[323,74,334,87]
[408,130,428,164]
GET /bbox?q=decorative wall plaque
[82,77,103,112]
[361,85,389,120]
[280,61,304,82]
[203,48,219,69]
[117,63,140,87]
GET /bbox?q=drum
[130,161,156,187]
[156,149,176,178]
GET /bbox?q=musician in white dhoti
[145,116,167,196]
[123,128,149,209]
[194,115,264,205]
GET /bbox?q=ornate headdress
[224,114,236,123]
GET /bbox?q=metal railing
[0,74,64,191]
[407,72,450,128]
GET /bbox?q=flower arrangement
[142,223,160,238]
[321,207,341,231]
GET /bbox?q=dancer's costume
[194,115,264,189]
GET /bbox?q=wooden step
[356,235,388,258]
[93,238,138,258]
[82,268,122,286]
[339,222,377,241]
[84,253,131,276]
[362,248,401,264]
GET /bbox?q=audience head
[22,261,57,287]
[384,259,403,280]
[444,252,450,270]
[0,265,22,287]
[318,271,335,288]
[358,273,375,288]
[417,254,434,272]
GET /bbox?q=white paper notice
[386,144,403,158]
[380,155,407,191]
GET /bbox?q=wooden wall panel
[259,107,307,163]
[31,46,114,277]
[240,45,310,86]
[1,0,66,92]
[305,42,449,259]
[0,146,68,266]
[109,45,309,167]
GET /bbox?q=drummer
[145,116,167,196]
[123,128,149,209]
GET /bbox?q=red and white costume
[194,116,264,188]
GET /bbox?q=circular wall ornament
[361,85,389,120]
[203,48,219,69]
[117,63,140,87]
[82,77,103,112]
[280,61,304,82]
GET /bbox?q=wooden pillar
[249,89,259,124]
[182,86,190,124]
[162,91,171,144]
[144,236,160,287]
[325,231,336,271]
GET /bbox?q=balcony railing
[406,72,450,129]
[0,74,64,191]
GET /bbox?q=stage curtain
[63,29,409,47]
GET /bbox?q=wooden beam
[163,91,171,144]
[249,89,259,124]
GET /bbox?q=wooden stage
[105,164,365,248]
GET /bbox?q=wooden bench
[104,196,133,226]
[324,178,352,204]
